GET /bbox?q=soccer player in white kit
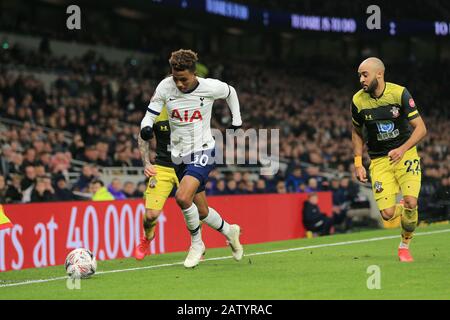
[140,49,244,268]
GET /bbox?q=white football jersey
[147,76,231,157]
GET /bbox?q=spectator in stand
[214,179,227,195]
[34,164,47,177]
[123,181,140,198]
[329,178,351,232]
[21,165,36,191]
[0,144,14,177]
[304,177,320,193]
[237,181,248,194]
[135,181,146,198]
[233,172,243,185]
[30,176,54,202]
[42,175,56,199]
[8,152,23,177]
[38,152,52,172]
[0,176,7,203]
[53,132,69,153]
[83,125,99,146]
[302,193,334,236]
[255,178,267,194]
[54,175,75,201]
[50,152,71,175]
[96,141,113,167]
[242,172,252,185]
[331,178,346,204]
[208,169,220,191]
[226,179,238,195]
[205,180,215,196]
[69,134,85,160]
[108,178,126,200]
[113,147,133,167]
[276,180,287,194]
[246,180,255,194]
[340,177,359,204]
[435,177,450,201]
[78,145,99,164]
[91,165,101,179]
[5,174,23,203]
[434,176,450,217]
[131,147,143,167]
[90,179,114,201]
[285,166,306,193]
[73,164,95,192]
[21,148,38,171]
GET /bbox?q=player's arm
[400,116,427,153]
[225,85,242,128]
[139,83,166,177]
[352,126,364,158]
[351,102,368,182]
[212,79,242,128]
[140,82,166,140]
[388,89,427,164]
[137,135,156,177]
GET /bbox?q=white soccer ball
[65,248,97,279]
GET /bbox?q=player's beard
[363,78,378,94]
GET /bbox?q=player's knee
[403,197,417,209]
[380,208,395,221]
[175,192,192,209]
[145,209,160,222]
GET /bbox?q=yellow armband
[354,156,363,168]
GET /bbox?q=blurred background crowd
[0,0,448,224]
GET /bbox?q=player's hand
[144,164,157,178]
[354,166,368,183]
[388,147,406,165]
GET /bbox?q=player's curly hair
[169,49,198,72]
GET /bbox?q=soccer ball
[65,248,97,279]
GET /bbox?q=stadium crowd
[0,39,448,220]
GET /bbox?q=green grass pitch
[1,224,449,300]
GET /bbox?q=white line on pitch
[1,228,449,289]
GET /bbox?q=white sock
[182,204,202,244]
[202,207,231,238]
[399,241,409,249]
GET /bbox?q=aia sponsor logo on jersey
[171,109,203,122]
[409,98,415,108]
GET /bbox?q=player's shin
[201,207,231,238]
[182,203,202,244]
[400,206,418,248]
[143,216,157,241]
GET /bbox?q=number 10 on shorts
[193,154,209,167]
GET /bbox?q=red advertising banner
[0,192,331,272]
